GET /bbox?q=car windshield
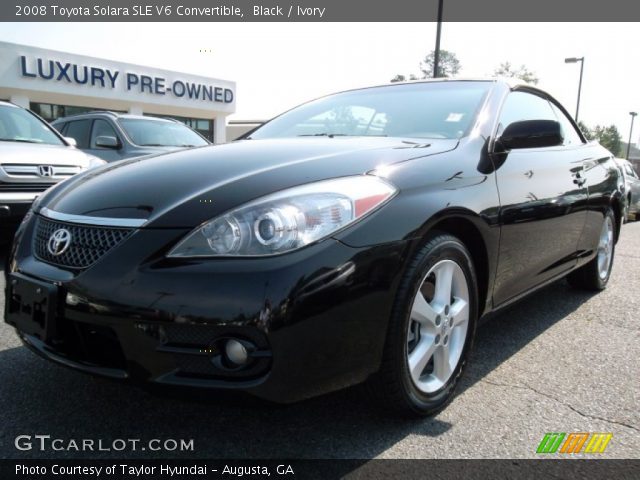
[248,81,492,140]
[117,118,209,147]
[0,105,64,145]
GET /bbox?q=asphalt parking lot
[0,224,638,460]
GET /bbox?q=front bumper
[6,213,410,402]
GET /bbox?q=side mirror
[95,135,120,149]
[64,137,77,147]
[499,120,563,150]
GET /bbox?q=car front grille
[0,182,56,192]
[1,164,82,179]
[33,216,133,270]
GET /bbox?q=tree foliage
[493,62,539,85]
[390,73,418,83]
[581,123,622,156]
[593,125,622,156]
[577,121,593,141]
[420,50,461,78]
[390,50,460,83]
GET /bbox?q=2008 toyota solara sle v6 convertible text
[5,80,622,416]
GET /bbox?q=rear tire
[623,195,631,224]
[567,209,616,291]
[370,233,478,416]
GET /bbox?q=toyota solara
[5,80,622,415]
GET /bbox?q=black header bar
[4,0,640,22]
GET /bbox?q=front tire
[567,208,616,291]
[370,233,478,416]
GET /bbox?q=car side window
[497,91,556,137]
[549,102,584,146]
[64,120,92,149]
[54,122,67,135]
[90,119,119,148]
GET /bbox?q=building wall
[0,41,236,143]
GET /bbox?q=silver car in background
[615,158,640,222]
[51,112,210,162]
[0,101,105,242]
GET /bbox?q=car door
[87,119,124,162]
[492,90,589,305]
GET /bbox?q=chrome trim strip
[40,207,147,228]
[0,192,40,202]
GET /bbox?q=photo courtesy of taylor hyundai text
[0,1,639,479]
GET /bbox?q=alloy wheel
[597,216,614,279]
[406,259,470,394]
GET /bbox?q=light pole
[565,57,585,121]
[433,0,444,78]
[627,111,637,160]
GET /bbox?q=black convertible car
[5,79,622,416]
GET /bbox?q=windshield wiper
[139,143,167,147]
[0,138,42,144]
[297,133,388,138]
[298,133,348,138]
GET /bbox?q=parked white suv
[0,101,105,241]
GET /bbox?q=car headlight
[168,175,397,257]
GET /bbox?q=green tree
[390,73,418,83]
[391,50,461,82]
[591,124,622,156]
[493,62,539,84]
[420,50,461,78]
[577,121,594,141]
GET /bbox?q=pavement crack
[478,378,640,433]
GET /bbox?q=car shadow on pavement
[0,248,594,459]
[460,280,594,389]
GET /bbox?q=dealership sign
[19,55,234,103]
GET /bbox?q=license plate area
[6,272,58,341]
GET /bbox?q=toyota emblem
[47,229,72,256]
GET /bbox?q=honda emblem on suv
[47,229,72,256]
[38,165,53,177]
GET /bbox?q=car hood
[41,137,458,228]
[0,141,96,168]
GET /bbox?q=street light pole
[627,111,637,160]
[564,57,585,121]
[433,0,444,78]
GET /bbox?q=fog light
[66,293,80,306]
[224,339,249,366]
